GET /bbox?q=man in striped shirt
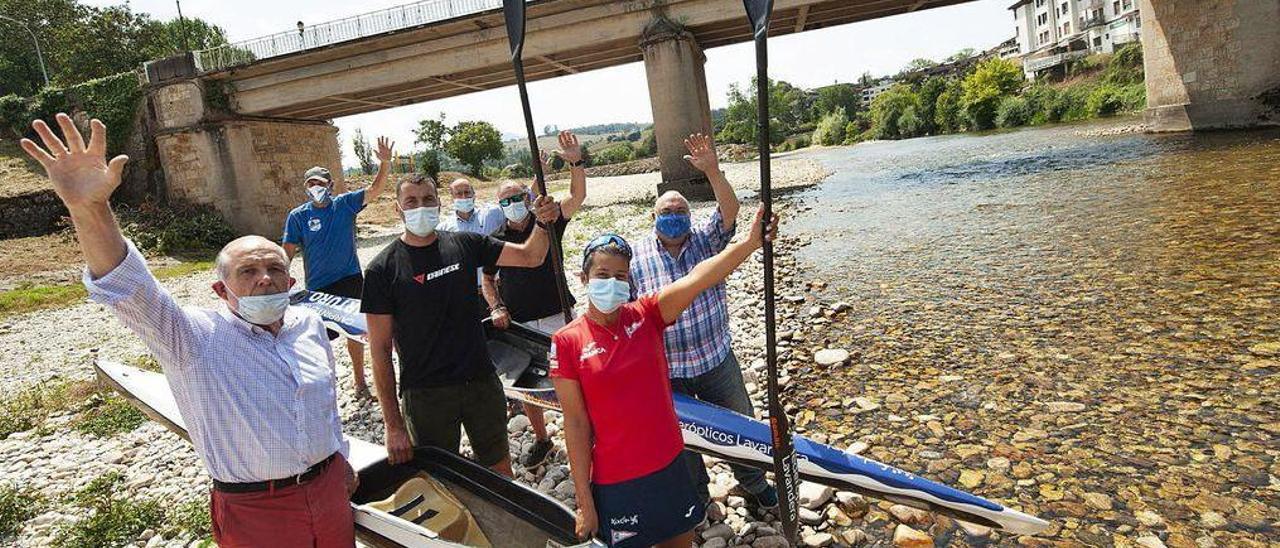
[21,114,356,547]
[629,133,779,513]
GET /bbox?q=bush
[0,95,25,139]
[118,201,237,255]
[1,74,142,155]
[1045,85,1092,123]
[1,484,43,539]
[636,130,658,158]
[995,96,1032,128]
[0,379,93,440]
[842,121,860,144]
[1086,85,1126,117]
[961,57,1024,130]
[1022,84,1060,125]
[1103,43,1144,85]
[592,143,635,166]
[792,134,810,149]
[898,105,924,138]
[811,108,847,146]
[163,498,211,538]
[415,149,441,181]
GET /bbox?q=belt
[212,453,338,493]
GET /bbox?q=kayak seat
[367,473,492,547]
[488,339,532,388]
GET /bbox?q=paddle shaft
[508,33,574,326]
[751,18,801,546]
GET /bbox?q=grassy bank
[0,258,215,320]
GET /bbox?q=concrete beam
[538,55,579,74]
[795,6,811,32]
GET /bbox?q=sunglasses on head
[498,194,526,207]
[582,233,633,267]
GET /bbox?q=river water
[783,118,1279,546]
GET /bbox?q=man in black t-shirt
[361,174,561,477]
[482,149,585,468]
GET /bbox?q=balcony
[1023,50,1088,73]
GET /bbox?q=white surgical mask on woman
[587,278,630,314]
[403,206,440,237]
[226,286,290,325]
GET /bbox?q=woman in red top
[551,207,777,547]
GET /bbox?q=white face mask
[306,185,330,204]
[403,206,440,237]
[502,200,529,223]
[226,286,290,325]
[454,198,475,214]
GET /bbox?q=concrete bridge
[143,0,1279,235]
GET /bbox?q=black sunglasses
[498,194,526,207]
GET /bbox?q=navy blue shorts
[592,455,705,547]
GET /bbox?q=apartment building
[1010,0,1141,78]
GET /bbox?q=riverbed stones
[813,348,849,366]
[702,523,734,541]
[892,524,933,547]
[801,532,834,547]
[798,481,834,509]
[888,504,930,526]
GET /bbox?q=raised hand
[557,131,582,165]
[376,137,395,164]
[20,113,128,210]
[682,132,719,174]
[746,205,779,250]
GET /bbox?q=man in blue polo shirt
[283,136,394,399]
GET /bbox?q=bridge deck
[207,0,973,120]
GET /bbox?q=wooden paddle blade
[742,0,774,38]
[502,0,526,58]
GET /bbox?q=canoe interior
[353,447,579,548]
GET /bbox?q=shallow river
[782,118,1279,546]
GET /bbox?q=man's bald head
[448,178,474,199]
[654,190,690,216]
[215,236,287,282]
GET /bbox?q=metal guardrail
[193,0,504,73]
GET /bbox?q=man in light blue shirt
[439,178,504,235]
[283,137,393,399]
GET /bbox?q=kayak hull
[293,289,1051,536]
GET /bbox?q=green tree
[352,128,375,175]
[717,77,801,146]
[445,120,504,175]
[915,77,948,136]
[903,58,938,72]
[960,57,1023,130]
[868,84,922,140]
[811,107,847,146]
[542,124,558,136]
[814,84,860,119]
[945,48,976,63]
[934,79,964,134]
[414,114,448,150]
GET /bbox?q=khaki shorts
[401,373,509,467]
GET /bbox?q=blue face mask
[655,213,691,239]
[587,278,630,314]
[226,286,290,325]
[454,198,475,213]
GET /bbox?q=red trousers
[210,454,356,547]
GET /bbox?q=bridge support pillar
[641,17,716,201]
[149,78,343,236]
[1141,0,1280,131]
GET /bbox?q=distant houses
[1008,0,1142,80]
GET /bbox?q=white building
[860,80,896,107]
[1010,0,1141,78]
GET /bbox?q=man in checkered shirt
[20,114,357,547]
[629,133,779,513]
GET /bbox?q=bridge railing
[193,0,504,73]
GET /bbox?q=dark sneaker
[732,484,779,515]
[520,438,554,468]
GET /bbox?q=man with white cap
[283,137,394,399]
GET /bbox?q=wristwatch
[568,159,586,168]
[535,220,552,230]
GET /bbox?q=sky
[90,0,1016,163]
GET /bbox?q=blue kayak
[293,289,1049,535]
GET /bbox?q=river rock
[798,481,834,509]
[836,491,870,517]
[753,536,790,548]
[1046,401,1087,413]
[892,524,933,548]
[814,349,849,366]
[801,532,834,547]
[825,505,853,526]
[799,506,824,525]
[957,519,993,538]
[508,414,531,433]
[1136,536,1169,548]
[1135,510,1164,527]
[1083,492,1113,511]
[702,538,728,548]
[889,504,930,526]
[840,529,868,546]
[702,523,734,541]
